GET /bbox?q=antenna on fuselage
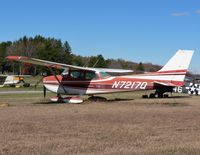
[83,57,100,68]
[92,58,100,68]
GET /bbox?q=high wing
[0,74,31,77]
[92,68,134,73]
[0,74,8,77]
[6,56,134,73]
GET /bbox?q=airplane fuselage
[43,70,185,95]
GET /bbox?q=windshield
[99,72,110,78]
[61,69,69,76]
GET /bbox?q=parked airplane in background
[0,75,30,88]
[173,77,200,95]
[6,50,194,103]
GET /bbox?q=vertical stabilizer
[155,50,194,86]
[158,50,194,73]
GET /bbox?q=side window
[85,72,97,80]
[70,71,84,79]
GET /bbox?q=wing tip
[6,56,21,60]
[6,56,29,61]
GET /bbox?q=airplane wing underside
[6,56,133,73]
[153,81,177,87]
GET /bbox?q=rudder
[158,50,194,73]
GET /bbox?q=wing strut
[48,67,68,94]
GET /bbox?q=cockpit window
[70,71,84,79]
[68,70,98,80]
[85,72,97,80]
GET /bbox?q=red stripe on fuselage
[157,69,187,73]
[43,74,184,93]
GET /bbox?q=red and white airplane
[6,49,194,103]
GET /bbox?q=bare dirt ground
[0,93,200,155]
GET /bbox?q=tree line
[0,35,161,75]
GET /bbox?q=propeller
[32,76,47,99]
[48,67,68,94]
[27,76,46,98]
[33,76,44,89]
[43,85,46,98]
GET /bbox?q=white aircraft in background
[0,75,30,87]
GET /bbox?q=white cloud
[171,12,190,17]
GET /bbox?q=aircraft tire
[149,93,155,98]
[142,95,148,98]
[163,94,169,98]
[157,93,163,98]
[23,83,30,87]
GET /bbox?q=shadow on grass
[145,95,192,99]
[168,95,192,99]
[32,95,191,106]
[33,100,68,105]
[107,98,134,102]
[86,96,134,102]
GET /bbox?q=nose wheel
[50,95,83,104]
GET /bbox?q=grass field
[1,88,200,155]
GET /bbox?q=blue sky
[0,0,200,73]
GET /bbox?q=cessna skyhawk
[6,49,194,103]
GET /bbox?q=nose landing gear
[50,95,83,104]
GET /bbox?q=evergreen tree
[0,41,12,73]
[88,54,109,68]
[136,62,145,72]
[1,35,161,75]
[72,55,84,66]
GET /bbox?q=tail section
[158,50,194,73]
[157,50,194,86]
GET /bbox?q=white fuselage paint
[44,83,120,95]
[43,71,186,95]
[122,74,185,82]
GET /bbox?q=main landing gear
[142,91,169,99]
